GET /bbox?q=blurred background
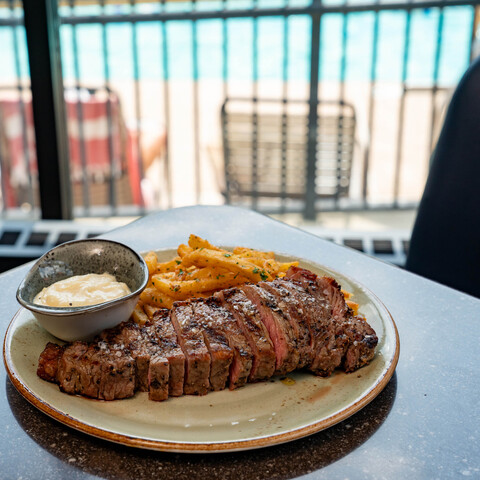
[0,0,478,270]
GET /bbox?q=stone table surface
[0,205,478,479]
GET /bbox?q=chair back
[221,97,356,212]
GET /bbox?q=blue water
[0,2,473,86]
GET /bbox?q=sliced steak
[202,296,253,389]
[260,281,313,369]
[145,354,170,401]
[241,284,299,375]
[341,316,378,372]
[98,320,149,392]
[218,288,275,382]
[98,318,170,401]
[37,266,378,403]
[273,279,338,374]
[191,299,233,391]
[150,309,185,397]
[56,340,136,400]
[284,267,377,376]
[37,342,64,382]
[170,301,210,395]
[139,322,170,401]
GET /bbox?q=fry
[156,257,182,273]
[139,286,175,309]
[131,304,149,325]
[277,261,299,273]
[152,271,249,300]
[188,234,223,251]
[177,244,193,258]
[181,249,274,283]
[143,303,159,319]
[144,251,158,275]
[233,247,275,260]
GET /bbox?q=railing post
[305,0,321,220]
[22,0,72,220]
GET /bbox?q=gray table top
[1,205,478,479]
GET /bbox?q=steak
[260,281,313,369]
[169,301,210,395]
[284,267,377,376]
[37,266,378,402]
[97,310,173,401]
[56,340,136,400]
[150,309,185,397]
[240,284,300,374]
[199,297,253,389]
[218,288,276,382]
[191,298,233,391]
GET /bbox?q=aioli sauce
[33,273,131,307]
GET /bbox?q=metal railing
[0,0,478,219]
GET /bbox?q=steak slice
[191,299,233,391]
[284,267,377,376]
[203,296,253,389]
[170,301,210,395]
[218,288,275,382]
[241,284,299,375]
[150,309,185,397]
[139,322,170,401]
[98,318,170,401]
[37,342,64,382]
[260,281,313,369]
[56,340,136,400]
[271,279,335,373]
[342,315,378,372]
[98,320,149,392]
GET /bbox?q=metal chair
[221,98,356,214]
[405,57,480,298]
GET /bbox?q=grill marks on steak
[57,341,136,400]
[285,266,377,376]
[191,298,233,391]
[241,284,300,375]
[37,266,378,402]
[218,288,275,382]
[150,309,185,397]
[170,301,210,395]
[200,297,253,389]
[260,281,313,370]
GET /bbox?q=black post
[305,3,321,220]
[22,0,72,219]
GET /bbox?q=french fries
[134,234,299,322]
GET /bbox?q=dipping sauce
[33,273,131,308]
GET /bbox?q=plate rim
[3,253,400,453]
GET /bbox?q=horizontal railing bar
[1,2,476,25]
[57,1,480,24]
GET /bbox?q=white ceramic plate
[3,251,399,453]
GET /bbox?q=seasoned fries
[134,234,299,323]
